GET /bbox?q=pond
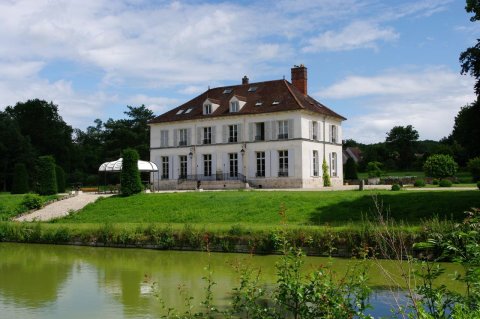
[0,243,462,318]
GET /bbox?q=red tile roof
[149,79,346,124]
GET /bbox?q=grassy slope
[0,193,58,220]
[59,190,480,225]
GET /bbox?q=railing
[203,139,211,145]
[161,174,169,179]
[278,134,288,140]
[228,137,238,143]
[178,173,246,182]
[278,170,288,177]
[178,140,187,146]
[255,172,265,178]
[313,171,319,176]
[255,135,264,141]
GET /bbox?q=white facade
[149,110,343,189]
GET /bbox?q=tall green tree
[385,125,419,169]
[37,156,58,195]
[451,102,480,159]
[5,99,74,172]
[120,149,142,196]
[55,165,66,193]
[460,0,480,97]
[344,158,358,180]
[11,163,29,194]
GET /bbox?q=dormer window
[204,104,212,115]
[255,102,263,106]
[272,101,280,105]
[176,109,185,115]
[223,88,233,94]
[185,108,193,114]
[248,86,257,92]
[230,101,240,113]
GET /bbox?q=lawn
[59,190,480,226]
[0,193,58,220]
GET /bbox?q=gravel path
[15,192,110,222]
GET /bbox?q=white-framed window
[256,152,265,177]
[228,124,238,143]
[203,127,212,144]
[179,129,187,146]
[160,130,169,147]
[229,153,238,177]
[230,101,240,113]
[203,154,212,177]
[255,122,265,141]
[278,120,288,139]
[313,151,319,176]
[331,152,337,177]
[278,150,288,177]
[312,122,318,140]
[161,156,169,179]
[204,104,212,115]
[179,155,187,179]
[331,125,338,143]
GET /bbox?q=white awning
[98,158,158,172]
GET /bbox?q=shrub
[344,157,358,180]
[36,156,57,195]
[366,161,382,178]
[391,184,402,191]
[11,163,29,194]
[432,179,439,185]
[414,179,426,187]
[120,149,143,196]
[439,179,452,187]
[467,157,480,182]
[477,181,480,190]
[322,158,331,187]
[423,154,458,179]
[21,193,43,210]
[55,165,66,193]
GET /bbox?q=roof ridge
[283,80,305,109]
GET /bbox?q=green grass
[59,190,480,226]
[0,193,58,220]
[358,170,473,182]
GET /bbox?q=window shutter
[328,153,332,176]
[265,121,271,141]
[316,121,321,141]
[165,130,169,146]
[211,126,216,144]
[309,121,313,140]
[237,123,243,142]
[249,123,254,142]
[288,119,294,139]
[288,149,294,177]
[272,121,278,140]
[187,128,192,146]
[222,125,227,143]
[173,129,178,146]
[197,127,202,145]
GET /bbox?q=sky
[0,0,478,143]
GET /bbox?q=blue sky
[0,0,477,143]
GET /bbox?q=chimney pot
[291,65,307,95]
[242,75,249,85]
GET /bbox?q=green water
[0,243,463,318]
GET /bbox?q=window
[176,109,185,115]
[161,157,169,179]
[272,101,280,105]
[203,154,212,177]
[230,101,240,113]
[312,121,318,140]
[204,104,212,115]
[185,108,193,114]
[255,122,265,141]
[160,130,168,147]
[331,152,337,177]
[223,88,233,94]
[179,155,187,179]
[278,120,288,139]
[331,125,337,143]
[203,127,212,144]
[179,129,187,146]
[229,153,238,177]
[256,152,265,177]
[255,102,263,106]
[278,150,288,177]
[313,151,319,176]
[248,86,257,92]
[228,124,238,143]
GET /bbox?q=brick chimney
[291,65,307,95]
[242,75,249,85]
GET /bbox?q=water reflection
[0,243,462,318]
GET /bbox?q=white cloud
[303,21,399,52]
[316,67,475,143]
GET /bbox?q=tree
[451,102,480,159]
[11,163,29,194]
[367,161,383,178]
[56,165,66,193]
[322,159,331,187]
[467,157,480,182]
[5,99,74,172]
[37,156,58,195]
[120,149,142,196]
[385,125,419,169]
[423,154,458,180]
[344,158,358,180]
[460,0,480,96]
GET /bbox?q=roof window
[185,108,193,114]
[272,101,280,105]
[176,109,185,115]
[255,102,263,106]
[223,88,233,94]
[248,86,257,92]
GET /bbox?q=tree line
[0,99,154,192]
